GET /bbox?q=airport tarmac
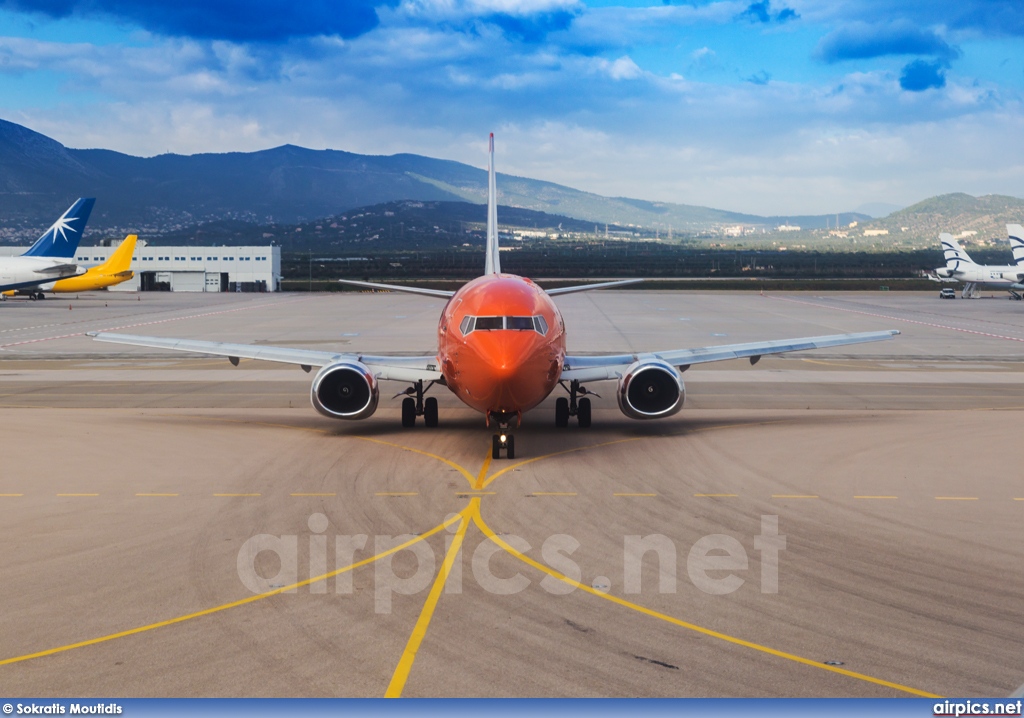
[0,289,1022,698]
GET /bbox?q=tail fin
[97,234,137,274]
[1008,224,1024,266]
[940,233,974,268]
[22,198,95,259]
[484,133,500,275]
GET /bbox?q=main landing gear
[555,379,596,429]
[396,380,438,428]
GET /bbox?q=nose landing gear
[488,411,518,459]
[491,431,514,460]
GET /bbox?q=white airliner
[91,136,899,458]
[932,233,1023,299]
[0,198,95,296]
[999,224,1024,297]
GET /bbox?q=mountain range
[0,119,867,237]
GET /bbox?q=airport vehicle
[91,136,898,459]
[939,288,956,299]
[3,234,136,298]
[0,198,95,297]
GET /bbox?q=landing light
[500,434,507,443]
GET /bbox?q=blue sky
[0,0,1021,215]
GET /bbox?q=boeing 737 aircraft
[0,198,95,296]
[92,136,898,459]
[932,233,1023,298]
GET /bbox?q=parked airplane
[91,136,898,459]
[4,234,136,299]
[1000,225,1024,297]
[0,198,95,297]
[932,233,1023,298]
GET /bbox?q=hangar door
[170,272,205,292]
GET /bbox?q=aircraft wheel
[36,293,45,300]
[555,397,569,427]
[492,434,502,459]
[506,435,515,460]
[424,397,438,427]
[401,397,416,427]
[577,398,592,428]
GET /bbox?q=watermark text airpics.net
[236,513,786,613]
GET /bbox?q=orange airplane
[91,135,898,459]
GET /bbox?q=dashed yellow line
[935,496,978,501]
[854,496,898,500]
[614,493,657,497]
[213,493,260,497]
[772,494,819,499]
[472,511,940,699]
[695,493,738,498]
[0,493,23,497]
[385,501,475,698]
[291,493,336,497]
[136,493,178,497]
[1015,498,1024,501]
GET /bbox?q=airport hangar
[0,239,282,292]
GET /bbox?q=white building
[0,243,281,292]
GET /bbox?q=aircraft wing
[560,330,900,382]
[87,332,442,382]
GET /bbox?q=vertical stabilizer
[940,233,974,269]
[485,133,500,275]
[23,198,95,258]
[1008,224,1024,266]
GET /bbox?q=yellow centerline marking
[456,491,496,496]
[136,493,178,497]
[385,500,476,698]
[772,495,818,499]
[57,493,98,497]
[359,436,477,488]
[376,492,419,497]
[613,493,657,497]
[695,493,738,498]
[472,510,940,699]
[854,496,898,500]
[935,496,978,501]
[529,492,577,497]
[213,493,261,497]
[291,493,336,497]
[0,493,24,497]
[1015,498,1024,501]
[0,514,460,669]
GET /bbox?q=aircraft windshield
[459,315,549,336]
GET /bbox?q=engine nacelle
[617,360,684,420]
[310,362,379,420]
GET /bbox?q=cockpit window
[459,315,549,336]
[506,316,535,331]
[474,316,504,331]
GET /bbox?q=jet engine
[616,359,684,420]
[310,362,379,420]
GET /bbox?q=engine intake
[311,362,378,420]
[617,360,684,420]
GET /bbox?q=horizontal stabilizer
[545,279,644,296]
[337,279,454,298]
[33,263,79,275]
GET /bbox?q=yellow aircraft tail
[97,234,137,275]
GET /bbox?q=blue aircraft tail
[22,198,95,258]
